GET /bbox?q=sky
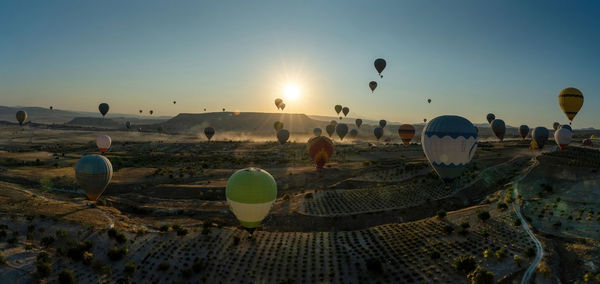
[1,0,599,127]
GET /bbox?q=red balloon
[307,136,334,169]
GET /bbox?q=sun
[283,84,301,101]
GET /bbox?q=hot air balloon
[139,110,143,114]
[369,81,377,93]
[325,125,335,137]
[374,58,386,78]
[273,121,284,131]
[313,128,322,137]
[222,108,226,112]
[486,113,495,124]
[280,103,286,110]
[490,119,506,141]
[374,127,383,140]
[334,105,342,115]
[330,120,338,127]
[422,115,478,183]
[379,120,387,128]
[99,103,109,117]
[342,107,349,117]
[75,155,113,202]
[276,129,289,145]
[226,167,277,229]
[96,135,111,153]
[559,125,572,132]
[397,124,415,146]
[49,106,53,110]
[149,110,154,115]
[307,136,334,169]
[125,121,131,129]
[349,129,358,138]
[204,127,215,141]
[558,87,583,123]
[203,108,207,112]
[173,101,176,104]
[532,127,549,149]
[275,98,283,109]
[355,119,362,128]
[552,122,560,131]
[16,110,27,126]
[423,118,427,123]
[427,99,431,104]
[519,125,529,139]
[335,123,348,140]
[554,127,572,150]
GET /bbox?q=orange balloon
[307,136,334,169]
[397,124,415,146]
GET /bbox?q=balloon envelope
[421,115,478,183]
[307,136,334,169]
[490,119,506,141]
[273,121,284,131]
[374,58,386,77]
[325,125,335,137]
[552,122,560,131]
[374,127,383,140]
[96,135,111,153]
[335,123,348,140]
[379,120,387,128]
[313,128,322,137]
[75,155,113,202]
[334,105,342,114]
[204,127,215,141]
[369,81,377,92]
[349,129,358,138]
[342,107,349,117]
[280,103,286,110]
[355,119,363,128]
[276,129,289,145]
[99,103,109,117]
[486,113,495,124]
[226,167,277,228]
[275,98,283,109]
[554,127,572,150]
[558,87,583,122]
[16,110,27,126]
[559,125,572,132]
[398,124,415,146]
[519,125,529,139]
[532,127,549,149]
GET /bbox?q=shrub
[495,247,507,259]
[0,251,5,265]
[525,246,536,258]
[477,211,491,222]
[159,225,169,232]
[181,267,193,278]
[513,255,522,267]
[436,209,447,219]
[92,260,112,275]
[467,266,494,284]
[124,262,137,275]
[304,193,313,199]
[453,255,477,275]
[175,226,188,236]
[58,269,75,284]
[41,236,55,247]
[36,262,52,278]
[107,246,128,261]
[83,251,94,265]
[513,218,522,226]
[192,259,204,273]
[233,236,241,246]
[496,202,508,210]
[365,258,383,273]
[460,222,470,229]
[157,261,170,271]
[56,229,68,239]
[443,225,455,235]
[427,250,441,260]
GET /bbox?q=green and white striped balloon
[226,167,277,228]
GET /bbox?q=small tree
[58,269,75,284]
[437,209,447,219]
[124,262,137,275]
[467,266,494,284]
[477,211,491,222]
[453,255,477,275]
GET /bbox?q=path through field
[512,157,543,284]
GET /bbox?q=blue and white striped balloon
[422,115,478,183]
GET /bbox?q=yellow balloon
[558,87,583,121]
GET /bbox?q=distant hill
[0,106,169,125]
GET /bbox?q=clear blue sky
[1,0,598,128]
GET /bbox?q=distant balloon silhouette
[342,107,349,117]
[16,110,27,126]
[379,120,386,128]
[335,123,348,140]
[490,119,506,141]
[374,58,386,78]
[280,103,286,110]
[486,113,495,124]
[275,98,283,109]
[325,125,335,137]
[349,129,358,138]
[427,99,431,104]
[173,101,176,104]
[99,103,109,117]
[532,127,549,149]
[204,127,215,141]
[424,118,427,123]
[139,110,143,114]
[49,106,53,110]
[334,105,342,115]
[204,108,207,111]
[276,129,289,145]
[329,120,337,127]
[373,127,383,140]
[397,124,415,146]
[355,119,362,128]
[313,128,322,137]
[519,125,529,139]
[222,108,226,112]
[273,121,284,131]
[369,81,377,93]
[307,136,334,169]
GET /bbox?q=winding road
[512,157,543,284]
